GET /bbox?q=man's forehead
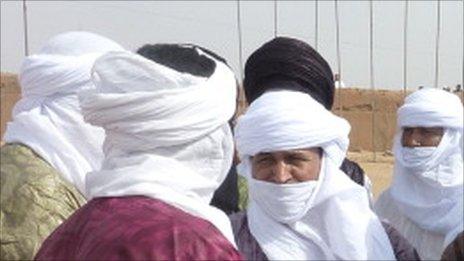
[255,149,315,156]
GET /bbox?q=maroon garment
[35,196,243,261]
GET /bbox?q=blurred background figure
[375,88,464,260]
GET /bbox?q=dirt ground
[347,151,395,199]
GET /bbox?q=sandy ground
[347,151,394,199]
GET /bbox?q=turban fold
[3,31,124,195]
[397,88,463,129]
[244,37,334,109]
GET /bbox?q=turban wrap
[3,31,124,195]
[388,88,463,247]
[243,37,334,109]
[80,48,238,246]
[234,90,395,260]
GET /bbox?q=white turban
[235,90,395,260]
[3,31,124,195]
[390,88,463,247]
[398,88,463,129]
[80,49,237,246]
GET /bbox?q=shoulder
[1,143,84,200]
[381,221,421,261]
[141,200,241,260]
[1,144,85,260]
[229,211,268,261]
[1,143,57,181]
[1,143,85,209]
[41,197,242,260]
[340,158,365,186]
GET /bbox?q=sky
[1,0,463,90]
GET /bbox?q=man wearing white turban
[0,31,123,260]
[231,90,398,260]
[375,88,464,260]
[35,44,242,260]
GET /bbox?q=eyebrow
[255,152,272,157]
[287,152,312,159]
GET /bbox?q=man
[242,37,369,196]
[136,44,240,215]
[35,45,242,260]
[231,90,397,260]
[0,31,123,260]
[375,88,464,260]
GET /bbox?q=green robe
[237,175,249,211]
[1,143,86,260]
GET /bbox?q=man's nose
[271,161,292,184]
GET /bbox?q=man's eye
[422,129,440,136]
[257,157,271,164]
[288,156,309,163]
[403,128,413,134]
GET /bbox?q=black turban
[244,37,335,110]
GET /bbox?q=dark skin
[401,127,444,147]
[251,148,322,184]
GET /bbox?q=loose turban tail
[243,37,335,109]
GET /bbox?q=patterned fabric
[35,196,243,260]
[229,211,421,261]
[0,143,85,260]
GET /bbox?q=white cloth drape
[3,31,124,195]
[235,90,395,260]
[375,88,464,259]
[81,49,238,247]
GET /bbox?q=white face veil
[234,90,395,260]
[3,31,124,195]
[80,49,238,247]
[390,88,464,246]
